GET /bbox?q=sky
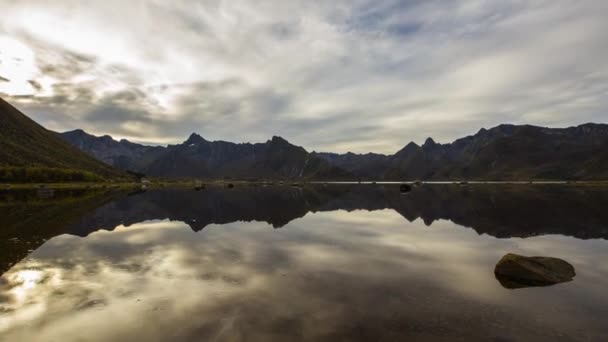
[0,0,607,153]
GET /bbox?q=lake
[1,184,607,341]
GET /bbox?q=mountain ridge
[311,123,608,181]
[59,122,608,180]
[60,128,351,180]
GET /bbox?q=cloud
[1,0,607,153]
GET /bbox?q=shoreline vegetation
[0,166,105,183]
[2,179,608,190]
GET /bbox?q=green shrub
[0,166,103,183]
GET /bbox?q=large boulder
[494,253,576,289]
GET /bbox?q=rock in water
[494,253,576,289]
[400,184,412,193]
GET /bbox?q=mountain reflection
[49,184,608,238]
[2,184,608,275]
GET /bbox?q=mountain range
[60,130,350,180]
[315,124,608,180]
[2,97,607,181]
[60,123,608,181]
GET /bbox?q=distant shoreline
[3,180,608,190]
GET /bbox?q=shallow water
[1,184,607,341]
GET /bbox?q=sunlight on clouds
[10,6,142,70]
[119,120,159,136]
[317,209,405,226]
[10,270,44,301]
[0,36,38,95]
[0,267,55,333]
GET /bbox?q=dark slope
[0,98,126,180]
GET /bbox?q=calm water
[1,184,607,341]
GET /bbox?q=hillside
[0,97,127,182]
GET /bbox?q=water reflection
[0,189,125,275]
[1,185,608,341]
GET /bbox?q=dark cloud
[27,79,42,91]
[386,22,422,36]
[83,104,155,129]
[27,38,99,81]
[267,22,300,40]
[344,0,427,34]
[103,88,149,105]
[6,94,35,100]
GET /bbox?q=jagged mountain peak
[394,141,420,156]
[68,128,87,134]
[423,137,438,148]
[270,135,289,144]
[184,133,207,145]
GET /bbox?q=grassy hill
[0,97,128,182]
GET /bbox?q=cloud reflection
[1,209,608,341]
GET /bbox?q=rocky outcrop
[494,253,576,289]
